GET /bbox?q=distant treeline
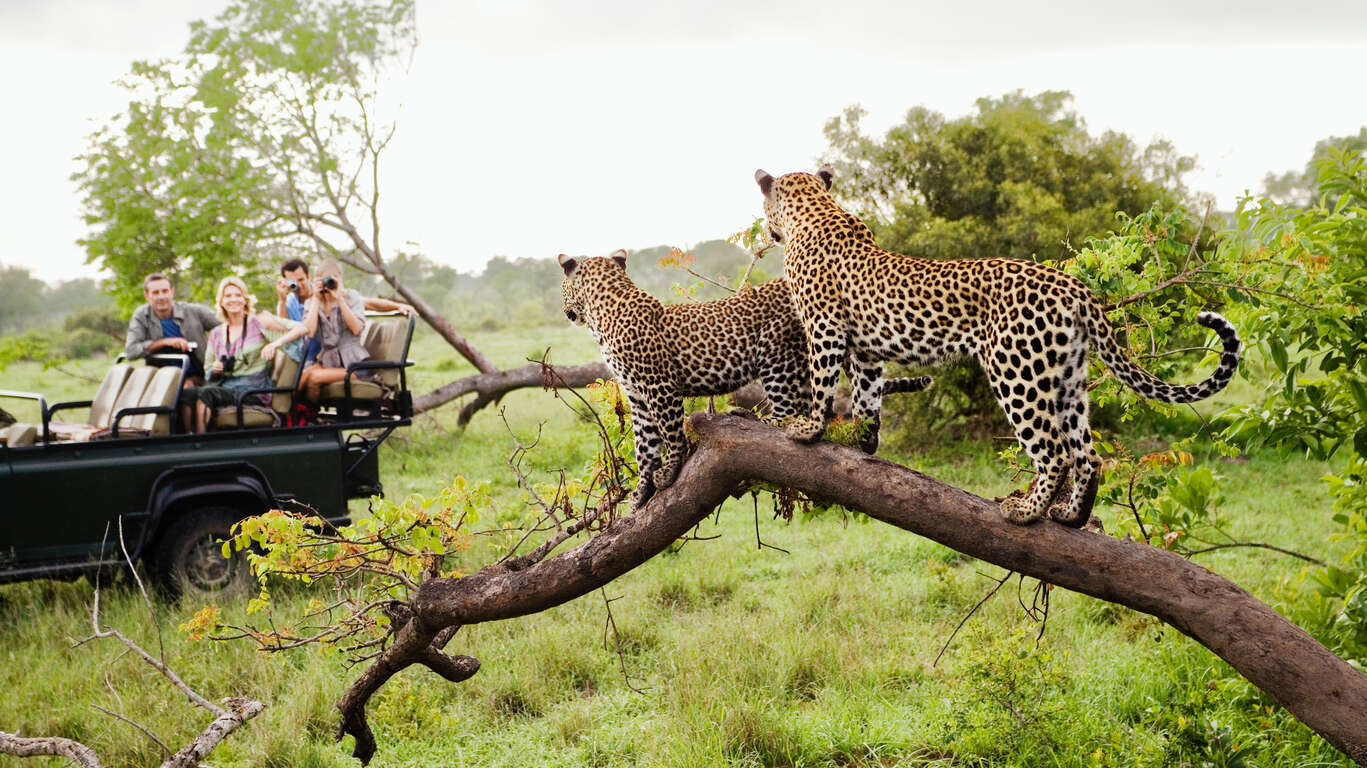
[2,239,775,341]
[346,239,779,331]
[0,264,113,336]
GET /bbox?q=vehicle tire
[154,505,254,600]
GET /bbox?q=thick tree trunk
[340,414,1367,765]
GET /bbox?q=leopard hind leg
[846,354,886,454]
[985,348,1070,525]
[1049,338,1101,528]
[758,355,811,424]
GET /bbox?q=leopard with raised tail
[753,168,1240,528]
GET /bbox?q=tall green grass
[0,325,1356,767]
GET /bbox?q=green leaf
[1268,337,1289,372]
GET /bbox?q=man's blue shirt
[286,293,321,363]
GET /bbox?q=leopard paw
[652,462,681,491]
[1000,496,1044,525]
[784,417,825,443]
[629,482,656,510]
[1047,499,1091,529]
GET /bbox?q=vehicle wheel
[154,506,254,600]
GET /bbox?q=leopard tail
[882,376,934,395]
[1080,296,1241,404]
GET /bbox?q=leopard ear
[755,169,774,197]
[557,253,577,276]
[817,166,834,190]
[610,249,628,271]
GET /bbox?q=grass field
[0,324,1356,767]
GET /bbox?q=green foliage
[1262,127,1367,208]
[940,627,1069,760]
[823,90,1192,264]
[1216,150,1367,662]
[72,0,417,310]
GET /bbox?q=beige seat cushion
[320,378,385,401]
[89,362,134,428]
[213,406,278,429]
[3,423,38,447]
[269,349,300,413]
[127,366,182,434]
[319,316,407,401]
[212,348,298,429]
[104,367,156,434]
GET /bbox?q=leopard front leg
[650,395,688,492]
[624,390,665,509]
[787,300,846,444]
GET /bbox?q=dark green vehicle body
[0,421,392,585]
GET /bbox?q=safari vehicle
[0,313,415,598]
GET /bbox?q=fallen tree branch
[412,361,613,417]
[337,414,1367,765]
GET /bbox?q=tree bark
[412,361,613,416]
[339,413,1367,765]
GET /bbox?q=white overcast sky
[2,0,1365,284]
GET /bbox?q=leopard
[559,251,932,508]
[753,168,1241,528]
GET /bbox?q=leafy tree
[1226,149,1367,661]
[822,90,1194,264]
[71,0,496,365]
[1262,127,1367,208]
[0,265,47,335]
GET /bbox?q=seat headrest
[90,363,134,428]
[5,422,39,447]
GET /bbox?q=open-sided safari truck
[0,312,415,598]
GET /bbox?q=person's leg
[301,367,351,403]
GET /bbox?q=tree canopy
[821,90,1195,263]
[72,0,416,311]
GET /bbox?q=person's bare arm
[337,289,366,336]
[362,296,414,316]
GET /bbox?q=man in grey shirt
[125,272,221,382]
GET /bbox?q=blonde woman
[183,276,309,433]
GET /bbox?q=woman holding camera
[183,276,309,433]
[297,259,373,406]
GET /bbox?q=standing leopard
[559,252,931,507]
[753,168,1241,528]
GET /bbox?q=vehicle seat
[89,362,135,428]
[125,366,183,435]
[2,423,38,447]
[213,348,301,429]
[46,361,135,440]
[319,315,411,411]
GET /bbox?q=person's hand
[276,276,291,300]
[261,341,281,361]
[210,358,225,376]
[158,337,190,352]
[397,303,415,316]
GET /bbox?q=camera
[219,355,236,375]
[286,280,299,292]
[321,276,338,292]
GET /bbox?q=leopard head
[559,251,629,327]
[754,167,833,244]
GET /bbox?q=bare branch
[0,732,102,767]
